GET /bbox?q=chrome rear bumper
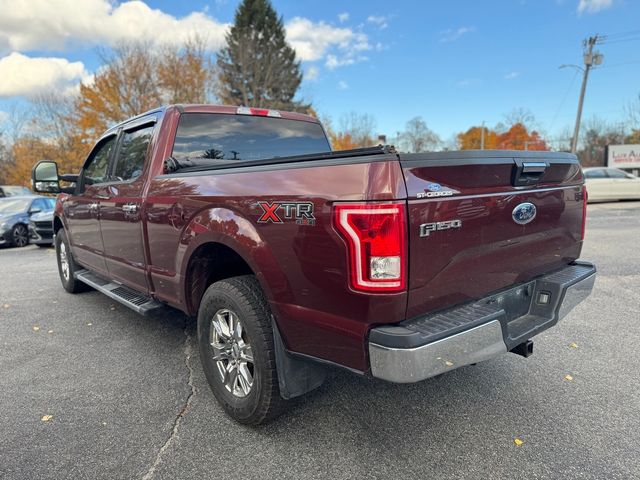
[369,261,596,383]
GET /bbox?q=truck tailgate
[400,151,585,318]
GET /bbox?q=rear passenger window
[113,125,154,182]
[607,169,627,178]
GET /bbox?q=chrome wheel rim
[14,225,28,247]
[59,241,70,281]
[210,308,254,398]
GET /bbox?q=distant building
[607,145,640,176]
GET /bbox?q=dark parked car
[0,185,32,197]
[0,196,56,247]
[29,210,54,247]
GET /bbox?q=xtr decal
[257,202,316,226]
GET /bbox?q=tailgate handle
[522,162,547,173]
[513,160,549,186]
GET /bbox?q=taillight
[333,202,407,293]
[581,186,588,240]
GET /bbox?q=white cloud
[456,78,480,87]
[504,71,521,80]
[439,26,475,43]
[0,52,90,97]
[338,12,349,23]
[577,0,613,14]
[305,66,319,81]
[286,17,371,68]
[367,15,388,29]
[0,0,229,54]
[338,80,349,90]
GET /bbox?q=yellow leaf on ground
[444,360,454,367]
[565,374,574,381]
[41,415,53,422]
[569,342,579,349]
[32,326,40,332]
[87,323,93,326]
[514,438,524,446]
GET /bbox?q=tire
[11,224,29,248]
[197,275,285,425]
[55,230,88,293]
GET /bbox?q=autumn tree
[457,126,498,150]
[576,116,626,167]
[496,123,548,151]
[458,122,548,151]
[217,0,307,111]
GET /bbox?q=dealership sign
[607,144,640,169]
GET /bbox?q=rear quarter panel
[145,158,407,371]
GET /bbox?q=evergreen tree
[217,0,308,112]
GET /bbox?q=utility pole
[480,121,485,150]
[567,35,603,154]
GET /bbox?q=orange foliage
[458,123,548,151]
[330,133,360,151]
[457,126,498,150]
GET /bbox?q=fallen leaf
[101,422,107,426]
[86,323,93,326]
[514,438,524,446]
[110,307,115,311]
[47,330,54,334]
[444,361,454,367]
[565,374,573,381]
[3,304,9,309]
[569,342,579,349]
[41,415,53,422]
[32,326,40,332]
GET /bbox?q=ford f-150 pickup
[32,104,596,425]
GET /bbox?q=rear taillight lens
[581,186,588,240]
[333,202,407,293]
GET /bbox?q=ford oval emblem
[426,183,442,192]
[512,202,537,225]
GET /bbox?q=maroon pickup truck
[32,104,596,424]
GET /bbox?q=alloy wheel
[13,225,28,248]
[209,308,254,398]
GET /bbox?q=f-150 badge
[419,219,462,237]
[257,202,316,226]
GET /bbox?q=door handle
[122,203,139,214]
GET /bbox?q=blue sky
[0,0,639,146]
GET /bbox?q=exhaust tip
[510,340,534,358]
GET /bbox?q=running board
[75,269,165,316]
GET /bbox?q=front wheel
[55,230,88,293]
[197,275,285,425]
[11,224,29,247]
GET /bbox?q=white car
[583,167,640,203]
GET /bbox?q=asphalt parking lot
[1,201,639,480]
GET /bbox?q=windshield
[171,113,331,167]
[0,198,30,214]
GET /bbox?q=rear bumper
[368,261,596,383]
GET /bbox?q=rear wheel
[197,275,285,425]
[11,224,28,247]
[55,230,88,293]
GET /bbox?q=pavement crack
[142,323,196,480]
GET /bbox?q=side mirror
[29,208,42,215]
[32,160,61,194]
